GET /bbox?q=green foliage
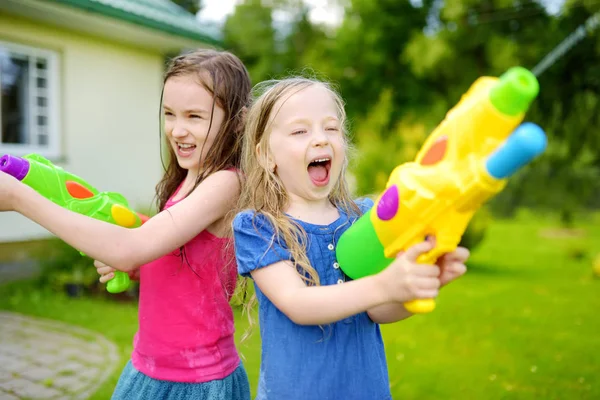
[323,0,430,121]
[223,0,277,83]
[35,240,98,294]
[350,88,431,194]
[222,0,600,228]
[401,0,600,218]
[170,0,202,15]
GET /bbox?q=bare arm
[367,303,413,324]
[12,170,240,271]
[251,260,390,325]
[250,242,440,326]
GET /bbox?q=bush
[35,240,99,295]
[33,240,140,300]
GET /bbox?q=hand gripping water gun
[0,153,149,293]
[336,67,548,314]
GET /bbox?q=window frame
[0,40,61,159]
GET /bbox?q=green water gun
[0,153,149,293]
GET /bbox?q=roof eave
[0,0,222,53]
[47,0,221,46]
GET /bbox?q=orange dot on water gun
[136,212,150,224]
[420,136,448,166]
[66,181,95,199]
[112,204,138,228]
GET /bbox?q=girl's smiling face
[266,84,345,206]
[163,74,225,178]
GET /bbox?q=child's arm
[250,241,441,326]
[366,247,469,324]
[4,170,240,271]
[366,303,413,324]
[95,260,140,282]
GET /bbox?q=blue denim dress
[233,198,392,400]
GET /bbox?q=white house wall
[0,14,164,242]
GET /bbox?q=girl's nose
[312,129,330,147]
[170,122,188,138]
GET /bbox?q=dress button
[337,279,344,284]
[327,243,334,250]
[333,262,340,269]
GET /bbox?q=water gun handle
[404,298,436,314]
[404,249,442,314]
[108,271,131,294]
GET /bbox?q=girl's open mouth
[307,158,331,187]
[176,142,196,157]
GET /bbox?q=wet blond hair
[238,77,361,287]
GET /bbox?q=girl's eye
[291,129,306,135]
[326,127,340,132]
[164,111,174,117]
[190,114,203,119]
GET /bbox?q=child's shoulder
[233,209,275,234]
[354,196,375,214]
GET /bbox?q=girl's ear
[256,143,276,172]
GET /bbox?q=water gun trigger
[104,191,130,207]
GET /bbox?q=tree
[349,0,600,220]
[171,0,202,15]
[322,0,431,122]
[279,4,329,75]
[223,0,278,84]
[219,0,600,220]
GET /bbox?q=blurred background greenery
[1,0,599,398]
[211,0,600,226]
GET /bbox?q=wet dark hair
[155,49,251,210]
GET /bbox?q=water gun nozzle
[0,154,30,181]
[489,66,539,116]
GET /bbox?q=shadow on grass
[465,261,539,277]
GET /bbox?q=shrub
[35,240,98,295]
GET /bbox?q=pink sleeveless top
[131,182,240,382]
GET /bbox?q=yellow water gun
[336,67,548,314]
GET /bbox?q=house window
[0,41,60,158]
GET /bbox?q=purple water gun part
[376,184,399,221]
[0,154,30,181]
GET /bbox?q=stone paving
[0,311,120,399]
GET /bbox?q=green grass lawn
[1,211,598,399]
